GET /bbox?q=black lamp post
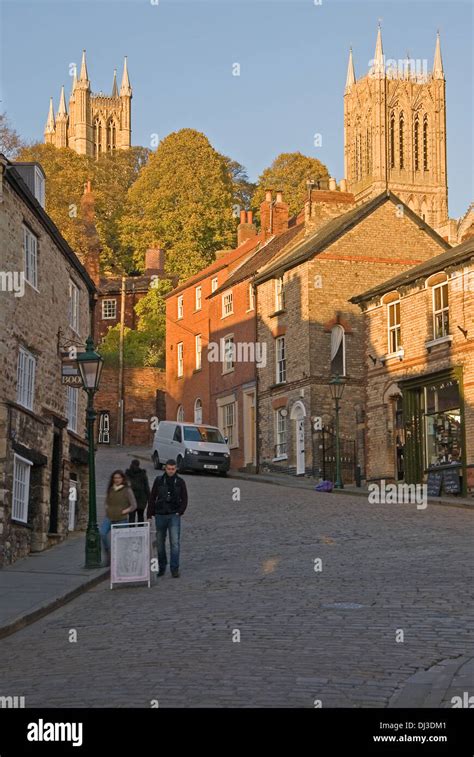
[329,374,346,489]
[76,336,104,568]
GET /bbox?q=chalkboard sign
[442,467,461,495]
[427,471,443,497]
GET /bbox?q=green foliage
[119,129,236,280]
[251,152,330,218]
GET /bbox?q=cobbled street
[0,447,473,708]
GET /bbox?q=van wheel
[153,452,161,470]
[176,455,184,472]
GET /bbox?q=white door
[68,481,77,531]
[296,418,305,475]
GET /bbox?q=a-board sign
[427,470,443,497]
[110,522,151,588]
[442,467,461,495]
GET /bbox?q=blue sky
[1,0,472,217]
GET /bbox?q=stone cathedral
[44,51,132,158]
[344,27,449,236]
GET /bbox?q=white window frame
[23,225,38,290]
[222,334,234,374]
[275,335,286,384]
[194,398,203,424]
[177,342,184,378]
[274,409,288,459]
[69,280,80,334]
[177,295,184,320]
[222,402,236,447]
[195,286,202,311]
[102,299,117,320]
[16,346,36,410]
[66,385,79,433]
[274,277,285,311]
[195,334,202,370]
[211,277,218,293]
[12,454,32,524]
[330,325,346,377]
[432,281,449,339]
[177,405,184,422]
[248,282,255,311]
[387,300,401,353]
[222,291,233,318]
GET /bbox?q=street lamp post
[329,374,346,490]
[76,336,104,568]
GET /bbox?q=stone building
[351,237,474,497]
[44,51,132,157]
[253,190,450,481]
[0,156,96,566]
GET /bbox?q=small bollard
[355,464,362,488]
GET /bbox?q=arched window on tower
[414,115,420,171]
[107,119,116,152]
[93,117,102,159]
[389,112,395,169]
[423,115,429,171]
[399,112,405,169]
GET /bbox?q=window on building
[195,334,202,370]
[23,225,38,289]
[17,346,36,410]
[222,291,233,317]
[389,112,395,169]
[66,385,79,433]
[275,409,287,457]
[177,295,184,319]
[424,379,461,469]
[68,280,80,333]
[177,342,184,377]
[388,300,401,353]
[223,335,234,373]
[195,286,202,311]
[211,277,218,293]
[222,402,236,446]
[330,325,345,376]
[414,116,420,171]
[177,405,184,422]
[107,119,116,151]
[102,299,117,320]
[276,336,286,384]
[248,282,255,311]
[423,115,429,170]
[93,118,102,158]
[433,282,449,338]
[12,454,32,524]
[274,277,285,311]
[34,166,45,208]
[399,113,405,169]
[194,398,203,424]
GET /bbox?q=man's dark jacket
[125,467,150,509]
[146,473,188,517]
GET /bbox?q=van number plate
[203,464,218,469]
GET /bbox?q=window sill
[193,368,202,374]
[25,280,40,294]
[270,381,287,389]
[11,518,33,529]
[222,368,235,376]
[272,454,288,462]
[221,312,234,320]
[269,309,286,318]
[380,348,405,363]
[425,335,453,350]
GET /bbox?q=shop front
[400,368,467,496]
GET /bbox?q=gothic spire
[112,68,118,97]
[45,97,55,133]
[372,23,385,78]
[70,65,77,97]
[120,56,132,96]
[433,31,444,80]
[79,49,89,81]
[345,47,355,92]
[57,86,68,117]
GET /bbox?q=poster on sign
[110,522,151,589]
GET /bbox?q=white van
[151,421,231,475]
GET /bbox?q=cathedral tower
[344,27,448,231]
[44,51,132,158]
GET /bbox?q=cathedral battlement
[44,51,132,158]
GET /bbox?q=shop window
[424,379,462,468]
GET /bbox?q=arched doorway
[290,401,306,475]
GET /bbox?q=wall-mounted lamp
[457,325,468,339]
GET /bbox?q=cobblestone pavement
[0,447,473,708]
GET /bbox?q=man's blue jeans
[155,513,181,572]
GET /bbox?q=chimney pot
[247,210,253,224]
[340,178,347,192]
[276,190,283,203]
[329,178,337,191]
[265,190,273,202]
[240,209,246,224]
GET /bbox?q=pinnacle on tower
[70,65,77,98]
[371,23,385,78]
[45,97,55,133]
[433,31,445,80]
[120,56,132,96]
[345,47,355,92]
[112,69,118,97]
[57,86,68,117]
[79,49,89,81]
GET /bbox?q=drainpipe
[117,275,126,445]
[254,279,260,473]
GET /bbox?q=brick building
[253,190,450,481]
[351,237,474,497]
[0,156,96,566]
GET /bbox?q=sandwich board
[110,522,151,589]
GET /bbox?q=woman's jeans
[100,517,128,555]
[155,513,181,572]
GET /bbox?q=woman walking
[100,470,137,566]
[125,459,150,525]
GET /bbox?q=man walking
[147,459,188,577]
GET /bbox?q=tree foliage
[0,112,26,159]
[251,152,330,218]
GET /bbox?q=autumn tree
[0,112,26,158]
[119,129,236,280]
[251,152,330,218]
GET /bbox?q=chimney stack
[340,178,347,192]
[260,189,289,241]
[304,185,355,236]
[237,209,257,246]
[329,177,337,191]
[145,247,166,275]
